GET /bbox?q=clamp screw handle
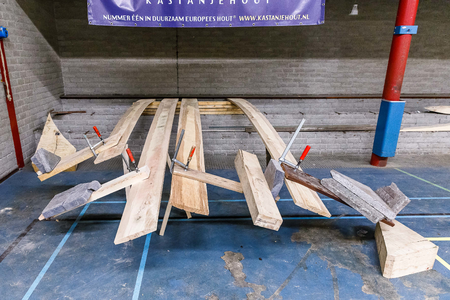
[93,126,102,138]
[299,145,311,161]
[126,148,139,172]
[185,146,196,169]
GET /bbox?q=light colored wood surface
[114,98,178,245]
[33,114,77,173]
[425,106,450,115]
[38,133,121,182]
[375,220,438,278]
[234,150,283,231]
[144,100,243,115]
[38,166,150,220]
[169,98,209,215]
[401,123,450,132]
[95,99,154,164]
[228,98,330,217]
[173,165,243,194]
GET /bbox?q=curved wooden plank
[169,98,209,215]
[33,114,77,173]
[95,99,154,164]
[114,98,178,245]
[228,98,330,217]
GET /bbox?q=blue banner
[87,0,325,28]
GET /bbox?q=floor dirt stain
[291,225,400,300]
[221,251,267,300]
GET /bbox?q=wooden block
[321,178,384,223]
[228,98,330,218]
[375,220,438,278]
[169,98,209,215]
[33,114,77,173]
[375,183,410,215]
[234,150,282,231]
[330,170,396,220]
[114,98,178,245]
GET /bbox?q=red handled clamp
[296,145,311,168]
[185,146,196,170]
[93,126,105,144]
[126,148,139,172]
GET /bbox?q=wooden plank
[38,133,121,182]
[425,106,450,115]
[38,166,150,220]
[401,123,450,132]
[228,98,330,217]
[234,150,282,231]
[143,100,243,115]
[114,98,178,245]
[245,125,377,133]
[375,220,438,278]
[169,98,209,215]
[172,165,243,194]
[32,114,77,173]
[95,99,154,164]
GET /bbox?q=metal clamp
[394,25,418,35]
[170,129,186,174]
[278,119,306,168]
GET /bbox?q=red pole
[0,39,25,168]
[370,0,419,167]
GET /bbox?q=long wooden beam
[169,98,209,215]
[228,98,330,217]
[172,165,243,194]
[114,98,178,245]
[143,100,243,115]
[95,99,154,164]
[38,166,150,220]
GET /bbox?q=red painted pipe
[0,39,24,168]
[382,0,419,101]
[370,0,419,167]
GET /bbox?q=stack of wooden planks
[143,100,243,115]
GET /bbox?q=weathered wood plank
[33,114,77,173]
[375,220,438,278]
[401,123,450,132]
[95,99,154,164]
[235,150,283,231]
[425,106,450,115]
[169,99,209,215]
[172,165,243,194]
[228,98,330,217]
[114,98,178,245]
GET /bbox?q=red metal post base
[370,153,388,167]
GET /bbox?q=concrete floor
[1,160,450,299]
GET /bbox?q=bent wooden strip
[228,98,330,217]
[425,106,450,115]
[38,166,150,220]
[170,98,209,215]
[33,114,77,173]
[38,133,121,182]
[235,150,282,231]
[401,123,450,132]
[95,99,154,164]
[173,165,243,194]
[114,98,178,245]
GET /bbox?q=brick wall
[0,0,64,178]
[54,0,450,96]
[54,98,450,162]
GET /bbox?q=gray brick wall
[53,0,450,96]
[53,98,450,162]
[0,0,64,178]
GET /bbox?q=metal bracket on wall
[394,25,418,35]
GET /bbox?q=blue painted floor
[1,165,450,299]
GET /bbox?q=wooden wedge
[228,98,330,217]
[235,150,282,231]
[95,99,154,164]
[169,98,209,215]
[114,98,178,245]
[33,114,77,173]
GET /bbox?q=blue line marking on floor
[133,234,152,300]
[94,201,127,204]
[22,204,91,300]
[396,168,450,194]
